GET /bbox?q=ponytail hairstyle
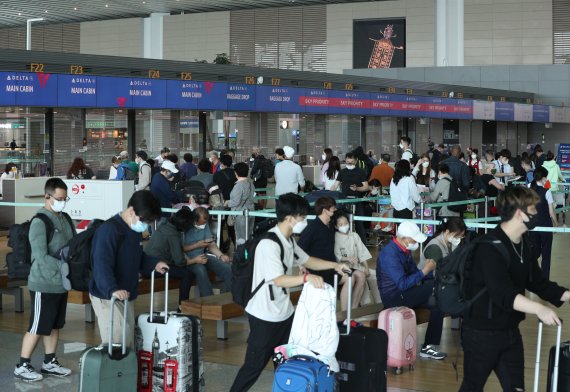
[530,166,549,191]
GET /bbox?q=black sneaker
[419,345,447,360]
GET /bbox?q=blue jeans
[187,256,232,297]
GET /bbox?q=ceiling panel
[0,0,368,28]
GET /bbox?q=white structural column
[143,13,168,59]
[435,0,464,66]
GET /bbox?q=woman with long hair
[412,153,436,190]
[323,156,340,190]
[390,160,421,219]
[320,148,333,187]
[468,148,482,175]
[67,157,95,179]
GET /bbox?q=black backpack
[232,231,297,307]
[180,180,210,205]
[442,177,469,213]
[405,149,419,162]
[6,213,73,279]
[434,236,509,317]
[262,158,275,179]
[56,218,123,291]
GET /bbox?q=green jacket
[145,222,186,267]
[28,208,75,293]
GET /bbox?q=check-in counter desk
[302,165,322,185]
[0,178,134,226]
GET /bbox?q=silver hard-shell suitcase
[135,270,204,392]
[79,298,137,392]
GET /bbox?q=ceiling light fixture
[105,4,109,7]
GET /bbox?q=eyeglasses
[49,194,70,202]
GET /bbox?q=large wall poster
[353,18,406,69]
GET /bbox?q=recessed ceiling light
[105,4,109,7]
[74,7,77,10]
[18,12,21,16]
[142,1,146,4]
[45,10,48,13]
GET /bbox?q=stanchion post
[420,201,425,255]
[349,204,355,232]
[216,213,222,247]
[244,209,250,238]
[484,196,489,234]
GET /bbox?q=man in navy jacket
[377,221,446,360]
[150,160,182,219]
[442,145,471,192]
[89,190,168,347]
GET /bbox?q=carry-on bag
[377,307,417,374]
[534,320,567,392]
[135,270,204,392]
[79,298,137,392]
[273,355,335,392]
[335,271,388,392]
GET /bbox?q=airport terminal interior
[0,0,569,391]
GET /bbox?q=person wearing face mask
[399,136,414,162]
[467,148,481,175]
[230,193,349,392]
[109,156,121,180]
[412,153,436,191]
[369,153,394,188]
[298,197,339,286]
[492,149,514,185]
[274,145,305,196]
[377,221,447,360]
[319,148,333,187]
[333,212,372,310]
[183,207,232,297]
[150,160,182,221]
[389,159,421,220]
[459,186,570,391]
[330,152,369,241]
[14,178,76,382]
[209,151,221,174]
[89,191,169,350]
[418,217,466,272]
[528,167,558,279]
[135,150,152,191]
[429,163,460,218]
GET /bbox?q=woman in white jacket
[390,160,422,220]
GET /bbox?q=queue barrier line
[0,202,44,207]
[424,197,487,209]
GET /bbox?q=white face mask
[346,164,355,170]
[449,237,462,247]
[371,189,379,195]
[338,225,350,234]
[292,218,308,234]
[471,154,477,160]
[51,199,66,213]
[406,241,419,251]
[421,162,429,168]
[195,224,206,230]
[399,143,404,149]
[321,153,327,161]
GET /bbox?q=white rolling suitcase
[135,270,204,392]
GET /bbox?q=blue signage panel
[13,72,58,107]
[58,74,97,107]
[327,90,354,115]
[300,88,329,114]
[495,102,515,121]
[227,83,256,111]
[166,80,199,110]
[255,86,305,113]
[96,76,133,108]
[130,78,167,109]
[196,81,227,111]
[533,105,550,123]
[558,143,570,170]
[0,72,17,106]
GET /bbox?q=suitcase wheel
[395,367,402,375]
[409,364,415,371]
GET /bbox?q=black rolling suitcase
[539,321,570,392]
[335,272,388,391]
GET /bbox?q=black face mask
[523,210,540,231]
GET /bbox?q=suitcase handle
[109,297,128,358]
[335,269,353,335]
[533,319,563,392]
[289,355,320,363]
[149,269,169,324]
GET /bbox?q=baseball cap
[161,160,179,173]
[283,146,295,159]
[396,221,427,243]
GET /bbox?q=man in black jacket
[441,145,470,192]
[459,186,570,391]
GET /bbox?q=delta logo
[36,73,50,88]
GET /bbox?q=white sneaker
[41,358,71,377]
[14,362,43,382]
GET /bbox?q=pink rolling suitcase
[377,307,416,374]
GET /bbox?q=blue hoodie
[89,214,158,300]
[376,239,425,303]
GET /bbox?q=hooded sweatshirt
[542,160,564,192]
[145,221,186,267]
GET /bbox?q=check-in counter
[302,165,322,185]
[0,178,134,227]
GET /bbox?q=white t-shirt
[245,226,309,322]
[109,165,117,180]
[324,171,338,190]
[402,149,414,162]
[389,176,422,211]
[274,159,305,196]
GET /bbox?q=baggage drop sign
[557,143,570,170]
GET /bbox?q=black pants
[530,231,553,279]
[164,265,194,304]
[459,325,524,392]
[230,313,294,392]
[393,208,413,220]
[383,280,444,346]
